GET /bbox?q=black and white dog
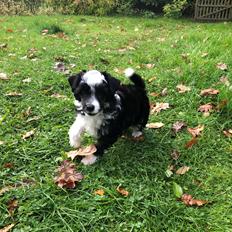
[68,68,150,165]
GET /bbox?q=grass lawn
[0,15,232,231]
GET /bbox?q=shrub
[163,0,188,18]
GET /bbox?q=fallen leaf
[185,137,198,149]
[67,145,97,159]
[0,73,9,80]
[198,103,213,116]
[116,185,129,197]
[22,78,32,83]
[181,194,208,207]
[216,99,228,111]
[7,198,18,216]
[219,76,230,86]
[223,129,232,137]
[51,93,67,99]
[54,62,67,72]
[200,88,219,96]
[148,76,157,83]
[54,160,84,189]
[201,52,208,58]
[146,122,164,129]
[176,166,190,175]
[187,125,204,137]
[150,92,160,97]
[171,150,180,160]
[0,224,15,232]
[0,186,14,196]
[216,62,227,71]
[173,182,183,198]
[146,63,155,69]
[26,116,40,123]
[6,92,23,97]
[6,28,13,33]
[151,102,170,114]
[22,129,35,139]
[23,107,32,117]
[130,134,145,142]
[176,84,191,93]
[172,121,186,133]
[3,163,14,169]
[0,141,5,145]
[94,189,105,196]
[161,88,168,96]
[0,43,7,49]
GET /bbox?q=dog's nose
[86,104,95,112]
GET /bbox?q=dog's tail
[124,68,145,89]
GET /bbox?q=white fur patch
[81,154,98,165]
[83,70,105,86]
[132,130,143,138]
[124,68,135,78]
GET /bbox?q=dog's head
[68,70,121,116]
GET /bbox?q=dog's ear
[102,71,121,93]
[68,70,86,92]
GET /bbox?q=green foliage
[163,0,188,18]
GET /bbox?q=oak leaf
[151,102,170,114]
[172,121,186,133]
[187,125,204,137]
[200,88,219,96]
[54,160,83,189]
[176,166,190,175]
[116,185,129,197]
[146,122,164,129]
[185,137,198,149]
[181,194,208,207]
[176,84,191,93]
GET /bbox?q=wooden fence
[195,0,232,21]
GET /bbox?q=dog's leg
[95,135,119,156]
[68,115,85,148]
[131,126,143,138]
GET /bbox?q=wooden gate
[195,0,232,21]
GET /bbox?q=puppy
[68,68,150,165]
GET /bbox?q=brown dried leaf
[185,137,198,149]
[0,224,15,232]
[0,186,14,196]
[77,145,97,156]
[3,163,14,169]
[146,122,164,129]
[148,76,157,83]
[219,76,230,86]
[198,103,213,113]
[54,160,84,189]
[6,92,23,97]
[181,194,208,207]
[146,63,155,69]
[22,129,35,139]
[150,92,160,97]
[200,88,219,96]
[51,93,67,99]
[187,125,204,137]
[116,185,129,197]
[172,121,186,133]
[176,166,190,175]
[176,84,191,93]
[171,150,180,160]
[223,129,232,137]
[151,102,170,114]
[216,62,227,71]
[26,116,40,123]
[161,88,168,96]
[94,189,105,196]
[0,73,9,80]
[216,99,228,111]
[7,198,18,216]
[54,62,67,72]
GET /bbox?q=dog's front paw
[81,155,98,165]
[69,136,81,148]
